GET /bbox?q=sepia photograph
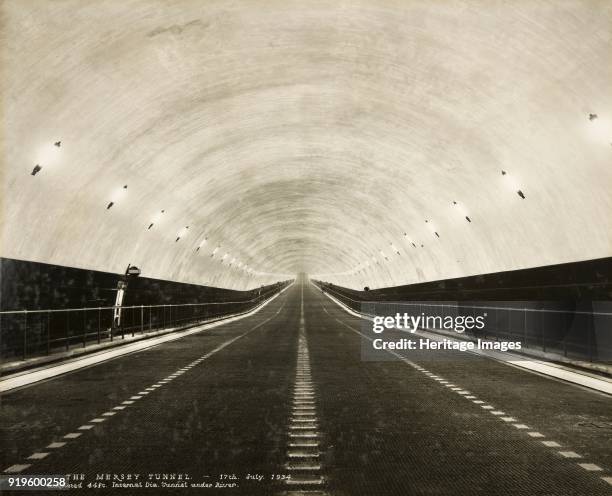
[1,0,611,494]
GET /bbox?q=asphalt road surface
[2,282,611,495]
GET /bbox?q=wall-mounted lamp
[175,226,189,242]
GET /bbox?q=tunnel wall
[318,257,612,302]
[0,257,290,362]
[0,257,287,311]
[316,257,612,363]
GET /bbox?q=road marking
[527,432,545,438]
[286,464,322,471]
[283,283,326,491]
[0,284,293,394]
[27,453,49,460]
[47,442,66,448]
[578,463,603,471]
[3,464,31,473]
[542,441,561,447]
[2,291,293,476]
[323,302,612,489]
[559,451,582,458]
[288,451,320,458]
[285,476,325,486]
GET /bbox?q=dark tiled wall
[0,257,279,311]
[322,257,612,302]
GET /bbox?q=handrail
[0,290,276,315]
[316,283,612,317]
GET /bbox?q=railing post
[149,306,152,331]
[65,312,70,351]
[541,314,546,353]
[523,308,527,348]
[97,308,101,344]
[23,311,28,361]
[141,305,144,333]
[47,312,51,355]
[83,309,87,348]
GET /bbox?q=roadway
[1,281,611,495]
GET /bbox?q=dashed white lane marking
[330,313,612,490]
[3,295,290,475]
[559,451,582,459]
[4,464,31,473]
[47,442,66,449]
[1,284,293,394]
[27,453,49,460]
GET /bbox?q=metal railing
[0,284,286,363]
[318,283,612,363]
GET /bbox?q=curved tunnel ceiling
[1,0,611,290]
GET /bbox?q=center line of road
[282,284,326,493]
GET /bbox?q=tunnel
[1,1,611,495]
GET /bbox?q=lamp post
[112,264,141,337]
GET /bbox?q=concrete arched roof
[2,0,611,290]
